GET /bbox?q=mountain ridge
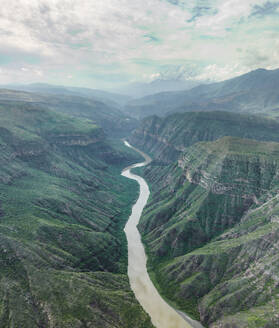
[0,102,153,328]
[125,68,279,119]
[0,88,138,137]
[129,112,279,327]
[129,111,279,163]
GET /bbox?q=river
[121,141,203,328]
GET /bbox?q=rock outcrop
[131,114,279,327]
[129,111,279,163]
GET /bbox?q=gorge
[122,141,204,328]
[1,0,279,324]
[129,111,279,327]
[2,73,279,328]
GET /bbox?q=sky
[0,0,278,89]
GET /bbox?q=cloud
[0,0,278,88]
[251,1,279,16]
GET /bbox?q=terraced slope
[129,111,279,163]
[0,103,153,328]
[136,137,279,327]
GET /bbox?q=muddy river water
[122,141,203,328]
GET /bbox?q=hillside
[132,133,279,327]
[0,89,137,137]
[125,68,279,119]
[129,111,279,163]
[2,83,131,108]
[0,103,153,328]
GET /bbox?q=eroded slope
[137,136,279,327]
[129,111,279,163]
[0,103,153,328]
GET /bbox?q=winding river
[122,141,203,328]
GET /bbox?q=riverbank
[122,140,203,328]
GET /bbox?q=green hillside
[0,103,153,328]
[129,111,279,163]
[134,134,279,327]
[0,89,138,137]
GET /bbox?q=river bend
[122,141,203,328]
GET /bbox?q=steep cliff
[138,136,279,327]
[129,111,279,163]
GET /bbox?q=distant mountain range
[115,78,201,98]
[3,67,279,125]
[0,88,137,137]
[4,67,279,121]
[1,83,131,108]
[125,68,279,119]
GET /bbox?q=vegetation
[129,111,279,163]
[0,88,138,137]
[131,113,279,327]
[0,102,153,327]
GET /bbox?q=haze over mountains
[1,0,279,326]
[3,67,279,122]
[2,66,279,328]
[0,88,137,138]
[114,78,202,98]
[125,68,279,119]
[1,83,131,108]
[7,66,273,121]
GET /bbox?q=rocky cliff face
[140,138,279,257]
[179,137,279,198]
[156,192,279,328]
[136,134,279,327]
[129,111,279,163]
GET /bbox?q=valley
[122,141,203,328]
[125,68,279,120]
[0,101,153,327]
[2,1,279,327]
[1,68,279,328]
[130,112,279,327]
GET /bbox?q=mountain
[3,83,131,107]
[0,102,153,328]
[129,111,279,163]
[125,68,279,119]
[129,112,279,327]
[116,78,201,98]
[0,88,138,137]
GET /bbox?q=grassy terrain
[135,135,279,327]
[129,111,279,163]
[0,103,153,327]
[0,88,138,138]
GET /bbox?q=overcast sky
[0,0,278,89]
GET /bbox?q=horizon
[1,66,278,95]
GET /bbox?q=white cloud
[0,0,278,88]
